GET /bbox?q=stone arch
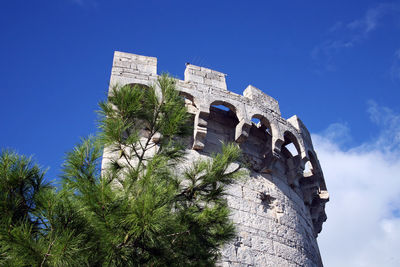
[178,91,198,118]
[209,100,240,128]
[307,151,318,173]
[235,114,275,172]
[251,114,272,136]
[125,82,151,89]
[308,150,327,191]
[282,131,301,158]
[303,160,313,175]
[282,130,304,189]
[179,91,197,108]
[210,100,240,118]
[250,114,281,140]
[210,99,252,144]
[201,100,240,153]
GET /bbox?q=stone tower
[103,51,329,266]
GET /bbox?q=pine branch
[40,238,56,267]
[118,144,134,169]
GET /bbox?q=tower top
[108,51,328,237]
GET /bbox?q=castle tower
[103,51,329,266]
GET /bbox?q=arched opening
[175,92,196,149]
[239,114,273,172]
[282,131,302,189]
[300,151,325,207]
[203,101,239,153]
[124,83,151,90]
[304,151,318,176]
[303,160,313,175]
[307,151,318,172]
[211,104,230,111]
[179,92,196,108]
[308,151,327,191]
[179,92,197,116]
[210,100,237,113]
[282,131,301,159]
[251,114,272,136]
[251,117,261,125]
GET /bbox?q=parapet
[108,51,329,237]
[184,64,227,90]
[110,51,157,87]
[243,85,281,116]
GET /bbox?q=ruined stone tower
[103,51,329,266]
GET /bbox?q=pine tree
[0,74,245,266]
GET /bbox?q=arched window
[282,131,301,158]
[251,114,272,136]
[124,83,150,90]
[210,100,237,114]
[179,92,197,116]
[308,150,327,191]
[303,160,313,175]
[237,114,273,172]
[179,92,196,108]
[202,101,239,153]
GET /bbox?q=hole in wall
[204,102,239,153]
[265,127,271,135]
[126,83,150,90]
[240,115,273,172]
[282,131,301,158]
[179,92,196,108]
[251,115,272,136]
[210,102,238,121]
[303,160,313,174]
[251,117,261,125]
[184,97,194,105]
[211,104,230,111]
[285,142,299,157]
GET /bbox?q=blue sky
[1,1,400,266]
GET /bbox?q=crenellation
[105,52,329,267]
[243,85,281,116]
[184,63,227,90]
[287,115,311,140]
[113,51,157,75]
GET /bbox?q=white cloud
[312,3,400,72]
[319,122,352,146]
[346,3,392,34]
[315,102,400,267]
[367,100,400,152]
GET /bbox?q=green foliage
[0,74,245,266]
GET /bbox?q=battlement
[111,51,157,81]
[243,85,281,115]
[184,64,227,90]
[107,51,328,266]
[110,51,305,155]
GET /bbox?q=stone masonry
[103,51,329,266]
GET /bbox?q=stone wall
[104,51,329,267]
